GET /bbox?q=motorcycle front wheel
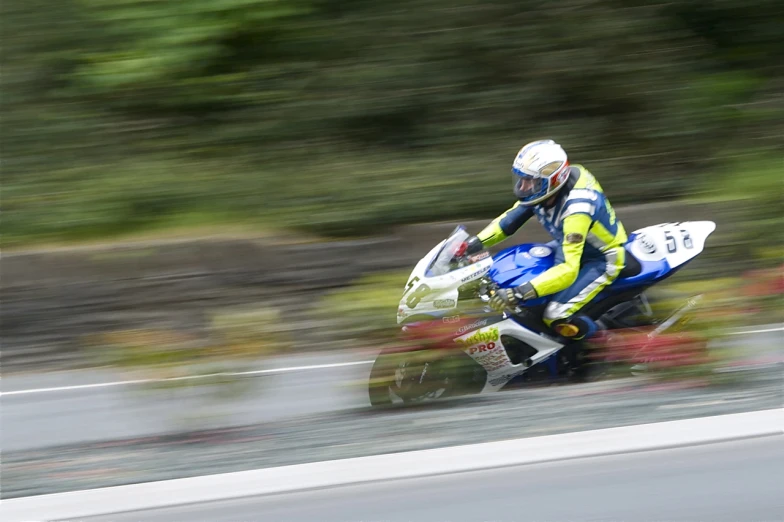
[368,348,486,407]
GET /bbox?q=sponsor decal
[565,233,584,244]
[467,251,490,263]
[638,233,657,254]
[467,341,497,355]
[459,325,511,370]
[489,372,521,386]
[529,246,552,258]
[442,315,461,324]
[456,318,488,334]
[434,299,456,309]
[476,349,513,372]
[455,326,499,347]
[460,265,490,283]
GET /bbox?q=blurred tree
[72,0,313,114]
[2,0,782,244]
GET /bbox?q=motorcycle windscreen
[428,227,469,276]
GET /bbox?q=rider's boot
[552,314,599,341]
[552,315,608,381]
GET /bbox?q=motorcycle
[368,221,716,406]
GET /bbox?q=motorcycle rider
[463,139,627,340]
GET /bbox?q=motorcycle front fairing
[396,226,494,325]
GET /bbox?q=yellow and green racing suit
[478,165,627,326]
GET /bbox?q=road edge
[2,408,782,522]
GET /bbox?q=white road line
[0,360,375,397]
[2,324,781,398]
[725,325,784,336]
[1,409,781,522]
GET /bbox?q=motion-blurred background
[2,0,782,504]
[5,0,783,243]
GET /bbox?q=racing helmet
[512,139,570,206]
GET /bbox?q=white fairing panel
[397,242,494,324]
[629,221,716,269]
[454,318,562,392]
[398,237,564,391]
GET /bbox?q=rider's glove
[489,282,538,312]
[455,236,485,258]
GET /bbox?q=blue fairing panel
[487,243,555,307]
[488,243,554,287]
[610,243,669,290]
[489,239,673,306]
[593,238,671,300]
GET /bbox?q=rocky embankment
[1,202,737,371]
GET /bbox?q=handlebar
[478,278,499,302]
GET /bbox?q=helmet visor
[513,173,547,202]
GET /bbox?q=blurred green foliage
[318,271,409,343]
[86,306,289,374]
[700,157,784,266]
[3,0,783,245]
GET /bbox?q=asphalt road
[1,352,372,451]
[77,436,784,522]
[2,329,781,452]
